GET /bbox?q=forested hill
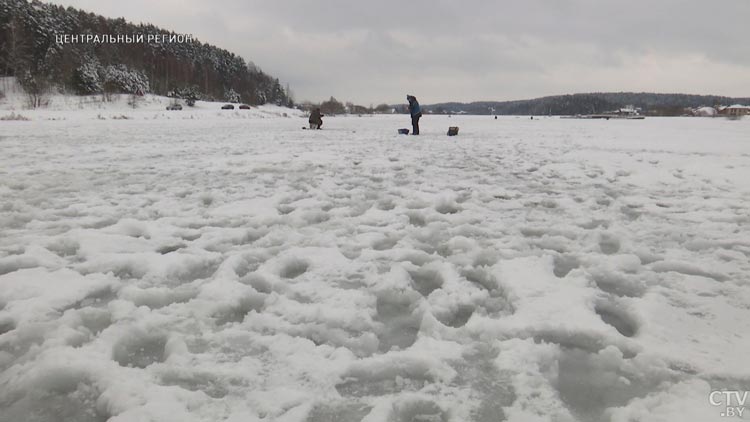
[0,0,292,105]
[423,93,750,116]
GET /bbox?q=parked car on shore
[221,104,235,110]
[239,104,251,110]
[166,104,183,110]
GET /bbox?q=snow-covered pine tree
[270,78,284,106]
[74,60,102,94]
[101,64,149,96]
[225,88,240,103]
[183,86,199,106]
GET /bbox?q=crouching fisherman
[309,108,324,129]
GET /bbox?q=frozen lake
[1,113,750,422]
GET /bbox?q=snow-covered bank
[0,78,303,121]
[0,95,302,121]
[1,115,750,422]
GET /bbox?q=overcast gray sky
[48,0,750,104]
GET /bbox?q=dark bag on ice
[398,128,410,135]
[447,126,459,136]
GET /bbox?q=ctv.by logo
[709,390,748,418]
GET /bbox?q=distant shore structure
[561,105,645,120]
[718,104,750,118]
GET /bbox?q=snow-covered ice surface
[1,112,750,422]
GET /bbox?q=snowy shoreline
[1,113,750,422]
[0,93,304,122]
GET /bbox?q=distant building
[616,105,642,117]
[718,105,750,117]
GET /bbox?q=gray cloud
[47,0,750,103]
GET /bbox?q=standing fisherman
[407,95,422,135]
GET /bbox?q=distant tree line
[298,97,393,115]
[0,0,293,107]
[422,93,750,116]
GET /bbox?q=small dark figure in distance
[309,108,324,129]
[407,95,422,135]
